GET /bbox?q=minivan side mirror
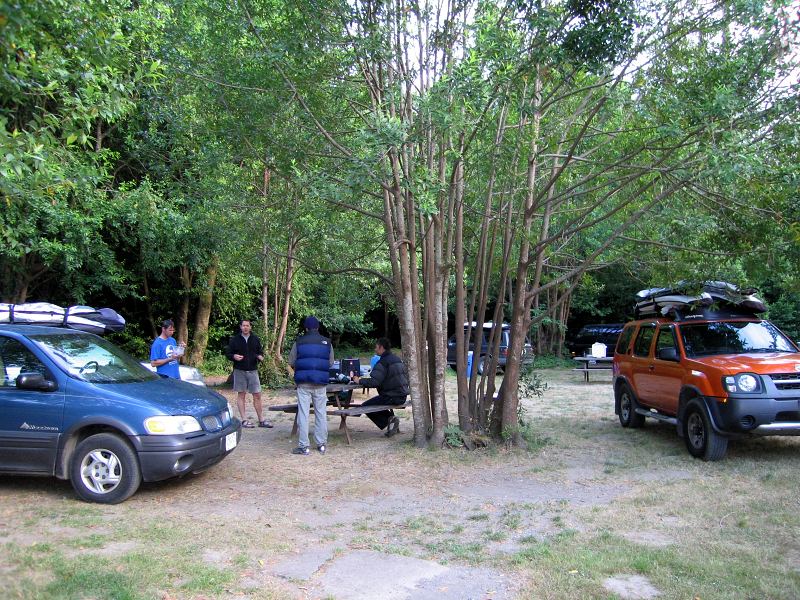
[657,347,680,362]
[16,372,58,392]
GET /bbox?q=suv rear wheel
[70,433,142,504]
[617,384,645,428]
[683,401,728,461]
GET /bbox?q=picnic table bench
[572,356,613,382]
[268,384,411,444]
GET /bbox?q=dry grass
[0,368,798,598]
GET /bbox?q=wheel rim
[620,393,631,421]
[687,412,705,450]
[80,448,122,494]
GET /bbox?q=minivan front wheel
[70,433,141,504]
[683,402,728,461]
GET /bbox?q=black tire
[617,384,645,428]
[683,402,728,461]
[70,433,142,504]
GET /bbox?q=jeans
[295,384,328,448]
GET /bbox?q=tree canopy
[2,0,798,446]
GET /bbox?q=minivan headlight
[144,415,202,435]
[723,374,762,394]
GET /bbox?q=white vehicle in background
[141,362,206,387]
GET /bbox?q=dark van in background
[446,322,534,374]
[566,323,624,357]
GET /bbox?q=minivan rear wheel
[70,433,141,504]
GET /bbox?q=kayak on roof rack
[0,302,125,334]
[633,281,767,319]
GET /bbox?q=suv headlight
[723,374,762,394]
[144,415,202,435]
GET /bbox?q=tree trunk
[176,265,193,344]
[188,256,218,366]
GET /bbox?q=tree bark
[188,256,218,366]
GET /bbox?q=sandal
[241,419,255,428]
[258,420,273,428]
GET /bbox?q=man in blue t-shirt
[150,319,185,379]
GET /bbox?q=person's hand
[233,354,244,361]
[257,354,264,362]
[352,374,360,384]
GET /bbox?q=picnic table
[572,356,613,382]
[268,383,410,445]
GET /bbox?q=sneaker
[385,416,400,438]
[317,444,326,455]
[291,446,310,455]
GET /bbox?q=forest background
[2,0,798,447]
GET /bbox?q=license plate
[225,432,237,451]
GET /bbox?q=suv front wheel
[683,401,728,461]
[70,433,142,504]
[617,384,645,428]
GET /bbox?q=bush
[532,354,576,369]
[200,351,232,377]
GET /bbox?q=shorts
[233,369,261,393]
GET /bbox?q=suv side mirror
[17,372,58,392]
[657,347,680,362]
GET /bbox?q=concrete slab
[269,544,337,581]
[603,574,662,599]
[315,550,511,599]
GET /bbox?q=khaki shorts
[233,369,261,393]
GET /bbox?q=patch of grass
[405,515,442,531]
[425,539,484,563]
[65,534,106,549]
[384,544,413,557]
[483,530,507,542]
[177,564,235,594]
[501,509,522,530]
[467,512,490,522]
[232,552,250,568]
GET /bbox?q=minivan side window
[632,324,656,357]
[615,326,635,354]
[0,338,51,388]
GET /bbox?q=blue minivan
[0,324,241,503]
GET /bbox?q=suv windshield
[680,321,798,358]
[30,333,158,384]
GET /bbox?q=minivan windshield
[679,321,798,358]
[30,333,159,384]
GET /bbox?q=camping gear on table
[0,302,125,334]
[634,281,767,318]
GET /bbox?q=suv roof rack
[636,304,764,322]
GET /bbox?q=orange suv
[613,310,800,460]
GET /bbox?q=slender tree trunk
[188,256,218,366]
[176,265,193,344]
[274,236,297,358]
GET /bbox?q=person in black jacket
[225,320,270,428]
[353,338,409,437]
